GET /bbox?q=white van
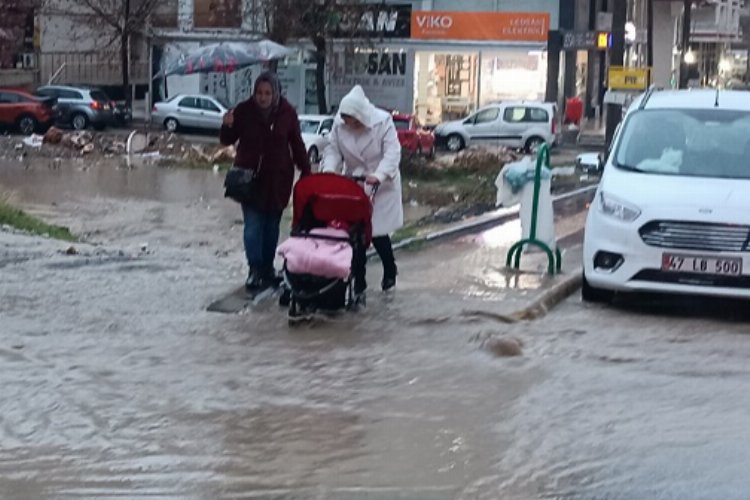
[433,101,558,152]
[582,89,750,302]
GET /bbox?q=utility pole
[605,0,627,148]
[647,0,654,68]
[679,0,692,88]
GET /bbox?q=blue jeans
[241,204,283,278]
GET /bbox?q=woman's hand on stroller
[364,175,380,186]
[349,174,379,186]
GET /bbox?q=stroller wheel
[288,298,313,325]
[347,291,366,311]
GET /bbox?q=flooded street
[2,158,750,498]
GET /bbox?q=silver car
[35,85,114,130]
[152,94,229,132]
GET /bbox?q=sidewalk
[369,188,593,321]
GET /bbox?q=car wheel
[581,273,615,303]
[308,146,319,165]
[72,113,89,131]
[525,136,545,153]
[164,118,179,133]
[16,115,38,135]
[446,134,464,152]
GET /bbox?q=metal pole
[647,0,654,68]
[476,50,482,111]
[147,40,153,123]
[605,0,627,148]
[679,0,692,88]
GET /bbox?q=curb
[510,268,583,321]
[367,184,597,259]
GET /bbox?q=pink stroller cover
[277,227,353,279]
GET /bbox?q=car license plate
[662,253,743,276]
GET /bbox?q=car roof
[0,88,34,96]
[172,94,222,101]
[298,114,332,120]
[40,85,95,92]
[483,100,554,108]
[628,89,750,113]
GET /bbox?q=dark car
[0,88,57,135]
[34,85,114,130]
[111,100,132,126]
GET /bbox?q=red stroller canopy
[292,173,373,245]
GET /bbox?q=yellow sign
[597,32,610,49]
[608,66,651,91]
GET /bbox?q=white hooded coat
[321,86,403,237]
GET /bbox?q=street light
[684,49,697,64]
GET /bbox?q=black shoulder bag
[223,122,274,204]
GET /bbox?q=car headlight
[598,191,641,222]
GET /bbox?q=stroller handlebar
[348,175,379,200]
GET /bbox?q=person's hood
[336,85,389,128]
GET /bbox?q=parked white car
[434,101,558,153]
[298,114,334,164]
[152,94,229,132]
[583,89,750,302]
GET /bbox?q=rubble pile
[0,129,236,166]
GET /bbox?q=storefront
[329,9,551,126]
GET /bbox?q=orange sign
[411,11,550,42]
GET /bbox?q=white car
[151,94,229,132]
[434,101,558,153]
[582,88,750,302]
[298,114,334,164]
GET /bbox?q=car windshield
[614,108,750,179]
[299,120,321,134]
[393,118,410,130]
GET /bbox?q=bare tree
[75,0,160,102]
[254,0,379,114]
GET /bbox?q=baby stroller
[277,173,374,323]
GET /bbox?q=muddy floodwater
[2,157,750,499]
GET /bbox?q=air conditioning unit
[22,52,36,69]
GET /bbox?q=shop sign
[562,31,611,50]
[329,49,414,113]
[411,11,549,42]
[608,66,651,91]
[332,4,412,38]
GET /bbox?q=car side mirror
[321,130,330,137]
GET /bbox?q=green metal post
[505,144,560,276]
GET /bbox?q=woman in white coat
[320,85,403,295]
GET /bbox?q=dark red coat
[220,97,311,212]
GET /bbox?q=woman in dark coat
[220,71,311,290]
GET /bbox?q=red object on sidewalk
[565,97,583,125]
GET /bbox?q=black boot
[245,269,262,291]
[381,264,397,292]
